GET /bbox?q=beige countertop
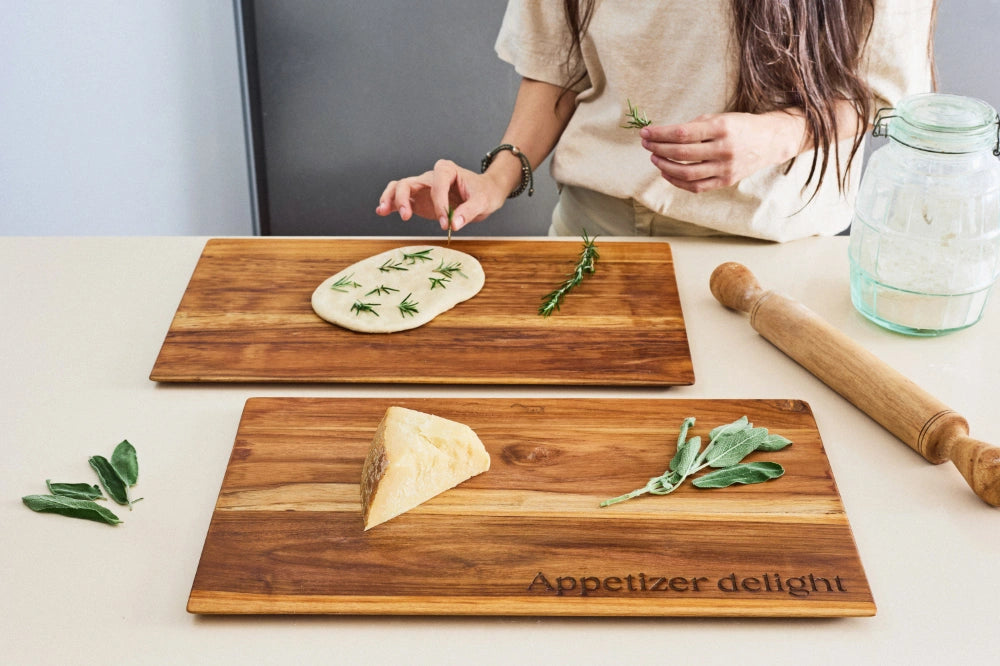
[2,235,997,665]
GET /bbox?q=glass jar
[848,93,1000,335]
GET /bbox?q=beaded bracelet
[480,144,534,198]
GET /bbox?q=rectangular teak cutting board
[150,238,693,385]
[187,397,875,617]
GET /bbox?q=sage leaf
[709,416,749,441]
[692,462,785,489]
[669,418,697,472]
[670,435,701,479]
[110,439,139,486]
[89,455,131,507]
[757,433,793,452]
[705,427,769,468]
[22,494,122,526]
[46,480,104,501]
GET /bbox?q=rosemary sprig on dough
[351,301,380,317]
[539,231,599,317]
[433,260,467,280]
[428,277,449,290]
[379,258,409,273]
[330,273,362,292]
[620,98,651,129]
[402,249,434,264]
[397,293,419,318]
[366,285,399,297]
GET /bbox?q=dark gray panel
[251,0,558,236]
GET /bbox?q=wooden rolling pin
[710,262,1000,507]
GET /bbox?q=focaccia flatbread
[311,245,485,333]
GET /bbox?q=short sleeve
[494,0,588,90]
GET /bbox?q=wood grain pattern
[188,397,874,617]
[150,238,693,385]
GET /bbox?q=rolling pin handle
[710,262,767,314]
[946,433,1000,507]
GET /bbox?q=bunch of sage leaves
[600,416,792,507]
[22,439,140,526]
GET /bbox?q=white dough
[311,245,485,333]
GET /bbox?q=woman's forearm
[483,78,577,196]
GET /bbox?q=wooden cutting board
[150,238,693,385]
[187,397,874,617]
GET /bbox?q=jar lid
[882,93,999,154]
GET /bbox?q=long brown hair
[562,0,889,195]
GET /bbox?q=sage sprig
[539,231,599,316]
[600,416,792,507]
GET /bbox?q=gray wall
[248,0,558,236]
[934,0,998,99]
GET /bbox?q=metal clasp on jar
[872,107,896,139]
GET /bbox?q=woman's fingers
[375,160,508,230]
[431,160,462,229]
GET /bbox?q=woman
[376,1,937,242]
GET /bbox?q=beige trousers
[548,185,729,238]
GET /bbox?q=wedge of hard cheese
[361,406,490,530]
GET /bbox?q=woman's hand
[376,159,510,232]
[639,111,806,193]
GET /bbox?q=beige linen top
[495,0,935,241]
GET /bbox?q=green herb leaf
[330,273,363,292]
[621,98,652,129]
[669,435,701,479]
[22,494,122,526]
[45,480,105,501]
[88,455,132,507]
[692,462,785,489]
[600,416,792,507]
[668,417,697,473]
[709,416,749,441]
[704,427,769,468]
[365,285,398,297]
[397,293,419,318]
[110,439,138,486]
[539,231,599,316]
[379,258,408,272]
[402,249,434,264]
[757,434,794,452]
[350,300,380,317]
[433,260,467,280]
